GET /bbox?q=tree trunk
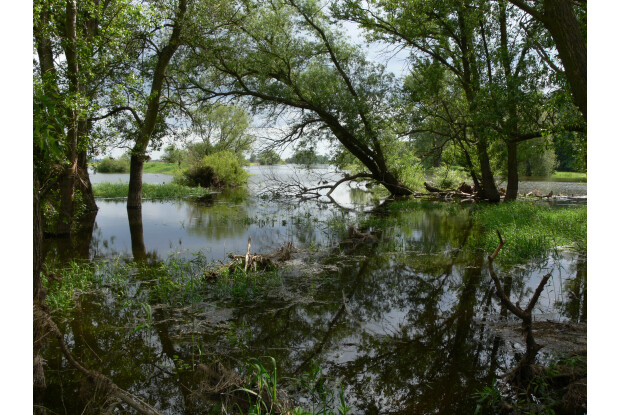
[55,164,76,235]
[543,0,587,120]
[127,154,145,209]
[127,0,187,210]
[505,140,519,200]
[55,0,80,235]
[77,147,98,213]
[476,134,501,202]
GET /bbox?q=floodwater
[41,166,587,414]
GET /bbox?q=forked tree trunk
[55,0,80,235]
[127,0,187,210]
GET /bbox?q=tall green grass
[469,201,586,266]
[551,171,587,182]
[92,182,211,199]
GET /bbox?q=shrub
[94,156,130,173]
[429,165,469,189]
[178,151,249,188]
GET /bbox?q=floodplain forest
[33,0,587,414]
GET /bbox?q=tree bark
[543,0,587,119]
[475,134,501,202]
[77,146,98,213]
[505,140,519,201]
[509,0,587,120]
[55,0,80,235]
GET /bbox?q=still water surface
[42,166,586,414]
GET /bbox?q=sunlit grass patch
[469,201,586,266]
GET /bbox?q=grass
[239,358,351,415]
[469,201,586,266]
[143,162,183,174]
[551,171,587,182]
[92,182,211,199]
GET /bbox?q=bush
[94,157,129,173]
[429,165,469,189]
[178,151,249,188]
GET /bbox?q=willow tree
[186,0,415,195]
[34,0,145,233]
[337,0,505,201]
[508,0,586,120]
[337,0,583,201]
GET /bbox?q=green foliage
[179,151,250,188]
[94,156,130,173]
[43,262,98,313]
[287,149,331,165]
[142,161,181,174]
[428,165,469,189]
[291,360,351,415]
[551,171,586,182]
[215,265,280,303]
[518,137,558,177]
[469,202,586,266]
[161,144,186,165]
[258,150,283,166]
[92,182,211,199]
[237,358,350,415]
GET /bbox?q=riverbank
[92,182,211,199]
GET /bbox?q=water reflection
[41,167,587,414]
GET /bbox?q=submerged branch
[34,304,163,415]
[487,230,552,384]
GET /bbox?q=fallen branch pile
[205,237,298,279]
[423,181,480,203]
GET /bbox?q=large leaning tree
[185,0,417,196]
[336,0,584,201]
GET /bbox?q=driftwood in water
[487,230,552,385]
[424,181,479,201]
[205,237,298,279]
